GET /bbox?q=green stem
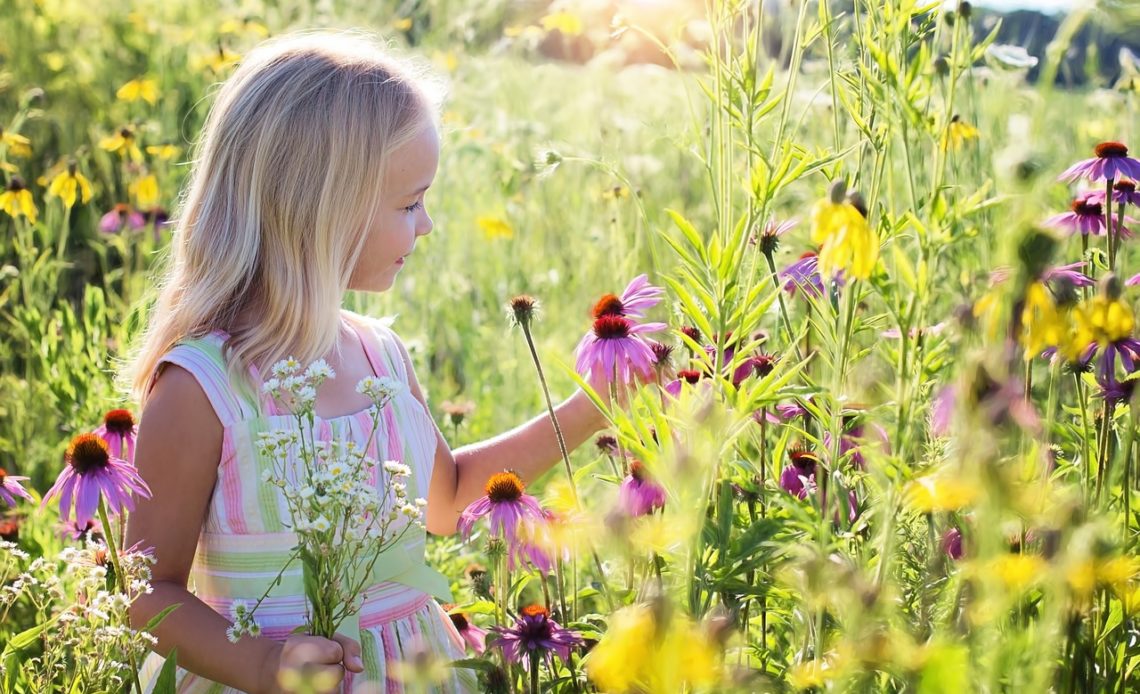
[520,322,579,505]
[97,499,144,694]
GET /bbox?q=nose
[417,210,433,237]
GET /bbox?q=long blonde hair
[122,30,442,408]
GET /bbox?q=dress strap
[148,332,261,427]
[343,312,407,383]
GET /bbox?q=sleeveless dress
[137,311,478,693]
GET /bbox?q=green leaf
[152,648,180,694]
[2,614,59,654]
[144,603,183,633]
[448,657,499,673]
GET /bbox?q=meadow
[2,0,1139,691]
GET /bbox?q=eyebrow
[407,183,432,197]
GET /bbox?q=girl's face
[348,121,439,292]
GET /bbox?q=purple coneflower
[574,315,666,386]
[60,517,104,542]
[1089,179,1140,209]
[94,409,137,465]
[731,353,777,388]
[1045,192,1133,237]
[664,369,703,397]
[444,606,489,655]
[618,461,667,517]
[1042,262,1095,288]
[589,274,665,320]
[942,527,964,560]
[491,604,581,667]
[752,217,798,254]
[1058,141,1140,183]
[99,204,146,234]
[781,251,843,297]
[42,433,152,525]
[0,468,33,509]
[779,448,819,499]
[457,471,546,547]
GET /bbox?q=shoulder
[139,363,224,462]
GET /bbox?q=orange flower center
[67,433,112,474]
[678,369,702,384]
[592,294,625,318]
[789,448,819,470]
[485,471,525,502]
[630,460,650,482]
[1117,179,1136,194]
[103,408,135,435]
[521,604,549,619]
[0,468,6,484]
[1095,141,1128,158]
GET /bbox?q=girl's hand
[258,633,364,694]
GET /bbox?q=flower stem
[1105,178,1115,271]
[97,499,144,694]
[520,323,579,506]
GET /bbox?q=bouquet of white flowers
[228,358,426,641]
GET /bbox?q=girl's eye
[404,201,423,214]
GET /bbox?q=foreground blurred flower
[0,468,34,508]
[116,78,159,105]
[811,181,878,280]
[618,461,667,517]
[491,604,581,667]
[584,602,720,693]
[457,471,545,546]
[1020,281,1070,360]
[99,204,146,233]
[905,475,979,513]
[47,162,93,209]
[575,315,666,386]
[1059,141,1140,183]
[0,176,37,223]
[42,433,152,524]
[95,409,137,465]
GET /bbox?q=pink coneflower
[1045,192,1134,237]
[752,217,798,254]
[1088,179,1140,209]
[779,448,819,499]
[94,409,137,465]
[444,606,488,655]
[457,471,546,546]
[0,468,34,508]
[574,315,666,386]
[780,251,842,297]
[731,353,777,387]
[1042,262,1095,288]
[664,369,704,397]
[618,461,667,517]
[942,527,964,560]
[42,433,152,524]
[1058,142,1140,183]
[59,517,104,542]
[591,274,665,320]
[491,604,581,667]
[99,204,146,234]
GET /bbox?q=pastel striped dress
[138,311,477,693]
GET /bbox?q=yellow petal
[476,215,513,239]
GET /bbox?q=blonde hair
[121,30,442,408]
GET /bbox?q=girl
[124,31,607,693]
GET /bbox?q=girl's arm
[124,366,360,693]
[394,340,609,535]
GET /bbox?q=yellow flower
[1063,292,1134,361]
[390,17,413,31]
[218,17,269,37]
[811,196,878,280]
[540,10,584,36]
[904,475,979,513]
[941,114,980,151]
[130,174,159,209]
[477,215,513,239]
[1020,282,1069,360]
[100,127,143,162]
[146,144,180,161]
[193,45,242,74]
[1,129,32,158]
[584,604,719,693]
[432,50,458,73]
[47,163,93,209]
[993,554,1045,591]
[0,177,38,224]
[116,78,159,105]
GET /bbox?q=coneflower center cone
[592,294,625,318]
[67,433,113,474]
[1072,198,1103,216]
[485,471,525,502]
[1095,141,1129,159]
[789,449,819,471]
[103,408,135,435]
[592,315,632,339]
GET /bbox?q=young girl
[124,32,607,693]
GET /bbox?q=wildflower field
[3,0,1140,692]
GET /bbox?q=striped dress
[138,311,477,693]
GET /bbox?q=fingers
[332,633,365,673]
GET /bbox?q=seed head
[507,295,539,328]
